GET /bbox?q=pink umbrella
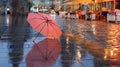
[26,38,61,67]
[27,13,62,40]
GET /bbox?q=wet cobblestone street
[0,14,120,67]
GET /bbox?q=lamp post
[51,0,54,9]
[114,0,116,10]
[2,0,8,15]
[28,0,33,12]
[95,0,97,10]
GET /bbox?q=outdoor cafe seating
[107,10,120,23]
[101,11,108,18]
[85,11,96,21]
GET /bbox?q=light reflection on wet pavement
[0,15,120,67]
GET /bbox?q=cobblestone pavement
[58,17,120,67]
[62,18,120,46]
[0,14,120,67]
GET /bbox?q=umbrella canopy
[26,38,61,67]
[27,13,62,39]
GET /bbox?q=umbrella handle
[32,38,37,43]
[32,40,36,44]
[32,33,39,43]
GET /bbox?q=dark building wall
[116,1,120,9]
[10,0,29,15]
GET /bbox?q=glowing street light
[2,0,8,15]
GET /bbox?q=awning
[64,0,80,5]
[97,0,113,3]
[102,0,113,2]
[64,0,94,5]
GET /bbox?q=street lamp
[28,0,34,12]
[94,0,97,10]
[114,0,116,10]
[2,0,8,15]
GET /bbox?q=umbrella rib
[38,13,48,20]
[36,45,46,58]
[37,21,48,37]
[34,13,47,20]
[49,20,59,27]
[49,21,60,37]
[39,16,57,38]
[34,21,46,31]
[33,18,46,20]
[36,42,52,60]
[47,22,49,37]
[37,14,50,36]
[36,14,49,20]
[47,45,57,60]
[33,16,49,31]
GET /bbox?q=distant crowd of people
[58,9,120,21]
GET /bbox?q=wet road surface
[0,14,120,67]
